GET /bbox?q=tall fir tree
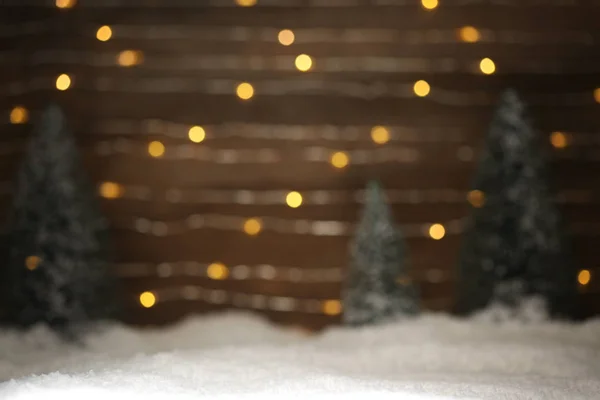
[1,104,116,336]
[456,89,577,319]
[342,181,419,326]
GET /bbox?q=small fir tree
[343,181,419,326]
[1,104,116,336]
[456,89,577,319]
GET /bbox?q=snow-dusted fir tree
[1,104,116,336]
[456,89,577,319]
[343,181,419,326]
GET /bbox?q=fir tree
[1,104,116,336]
[342,181,419,326]
[456,89,577,319]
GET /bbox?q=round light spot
[278,29,295,46]
[479,58,496,75]
[99,182,123,199]
[235,0,256,6]
[322,300,342,316]
[25,256,41,271]
[286,191,303,208]
[550,131,568,149]
[295,54,313,72]
[428,223,445,240]
[56,74,71,91]
[236,82,254,100]
[421,0,438,10]
[243,218,262,236]
[578,269,591,286]
[370,125,390,144]
[330,151,350,169]
[459,26,480,43]
[117,50,142,67]
[10,106,28,124]
[413,80,430,97]
[594,88,600,103]
[148,141,165,158]
[207,262,229,280]
[56,0,76,8]
[96,25,112,42]
[467,189,485,208]
[139,291,156,308]
[188,126,206,143]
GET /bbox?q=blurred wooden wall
[1,0,600,330]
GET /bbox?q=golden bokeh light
[594,88,600,103]
[467,189,485,208]
[578,269,591,286]
[286,191,303,208]
[117,50,142,67]
[370,125,390,144]
[459,26,480,43]
[56,0,76,8]
[428,223,446,240]
[207,262,229,280]
[479,58,496,75]
[421,0,439,10]
[148,141,165,158]
[188,126,206,143]
[96,25,112,42]
[243,218,262,236]
[550,131,568,149]
[322,300,342,316]
[139,291,157,308]
[295,54,313,72]
[236,82,255,100]
[25,256,41,271]
[330,151,350,169]
[99,182,123,199]
[413,80,430,97]
[10,106,28,124]
[278,29,295,46]
[235,0,257,6]
[56,74,71,91]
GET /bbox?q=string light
[322,300,342,316]
[428,223,445,240]
[550,131,568,149]
[370,126,390,144]
[25,256,41,271]
[55,0,76,8]
[295,54,313,72]
[207,262,229,280]
[9,106,28,124]
[99,182,123,199]
[148,141,165,158]
[467,190,485,208]
[117,50,142,67]
[421,0,438,10]
[236,82,254,100]
[479,58,496,75]
[139,291,156,308]
[243,218,262,236]
[55,74,71,91]
[235,0,256,6]
[188,126,206,143]
[285,191,303,208]
[96,26,112,41]
[594,88,600,103]
[459,26,480,43]
[578,269,591,286]
[413,80,430,97]
[330,151,350,169]
[278,29,295,46]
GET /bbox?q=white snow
[1,311,599,399]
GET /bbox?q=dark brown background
[1,1,599,331]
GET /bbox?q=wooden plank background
[1,0,600,330]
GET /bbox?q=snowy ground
[0,310,599,400]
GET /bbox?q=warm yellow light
[330,151,350,169]
[459,26,480,43]
[413,80,430,97]
[56,74,71,91]
[295,54,313,72]
[479,58,496,75]
[188,126,206,143]
[550,131,568,149]
[139,291,157,308]
[99,182,123,199]
[207,262,229,280]
[278,29,295,46]
[594,88,600,103]
[10,106,28,124]
[322,300,342,316]
[370,126,390,144]
[25,256,41,271]
[117,50,142,67]
[236,82,254,100]
[467,190,485,208]
[96,25,112,42]
[148,141,165,158]
[235,0,257,6]
[428,223,445,240]
[286,191,303,208]
[578,269,591,286]
[243,218,262,236]
[56,0,76,8]
[421,0,438,10]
